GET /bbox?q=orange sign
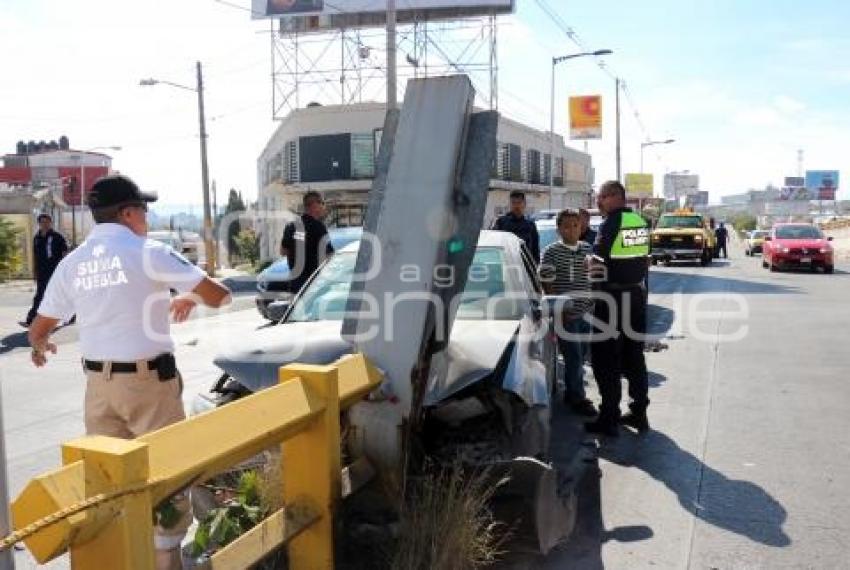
[569,95,602,140]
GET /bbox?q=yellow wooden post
[280,363,340,570]
[62,436,155,569]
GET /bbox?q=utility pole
[387,0,397,110]
[615,77,622,183]
[196,61,215,277]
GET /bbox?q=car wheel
[651,258,658,266]
[769,260,778,272]
[700,250,711,266]
[824,265,834,274]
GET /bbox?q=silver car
[197,230,563,461]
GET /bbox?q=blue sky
[1,0,848,204]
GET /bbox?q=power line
[532,0,656,144]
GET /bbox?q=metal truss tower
[270,15,500,120]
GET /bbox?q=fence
[6,353,382,569]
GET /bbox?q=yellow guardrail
[7,353,383,569]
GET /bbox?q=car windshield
[287,247,518,322]
[657,216,703,229]
[537,225,558,253]
[775,225,823,239]
[751,231,768,239]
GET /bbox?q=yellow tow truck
[650,208,717,266]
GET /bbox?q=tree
[233,228,260,268]
[224,189,246,264]
[0,216,23,282]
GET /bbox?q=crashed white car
[196,230,563,462]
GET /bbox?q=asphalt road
[3,238,850,569]
[536,239,850,569]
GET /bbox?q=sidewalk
[0,280,33,294]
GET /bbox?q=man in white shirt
[28,174,231,570]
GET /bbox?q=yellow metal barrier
[10,353,383,569]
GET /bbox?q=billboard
[569,95,602,140]
[253,0,514,24]
[625,173,653,197]
[663,173,699,198]
[784,176,804,188]
[806,170,839,201]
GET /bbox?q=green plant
[0,216,23,282]
[730,213,757,233]
[233,228,260,268]
[191,470,267,557]
[390,465,506,570]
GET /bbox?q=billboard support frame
[270,12,501,119]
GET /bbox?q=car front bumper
[652,248,703,260]
[772,254,832,267]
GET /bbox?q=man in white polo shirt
[27,174,231,570]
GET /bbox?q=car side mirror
[764,236,772,241]
[267,299,292,322]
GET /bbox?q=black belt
[83,354,170,374]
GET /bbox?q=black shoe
[584,419,619,437]
[620,412,650,433]
[568,398,598,418]
[18,320,30,329]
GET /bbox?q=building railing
[8,353,383,570]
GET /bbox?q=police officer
[491,190,540,261]
[586,180,651,436]
[281,190,334,293]
[27,174,231,570]
[20,213,68,327]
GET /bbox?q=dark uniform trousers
[591,285,650,422]
[26,278,50,324]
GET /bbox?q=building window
[505,143,522,182]
[543,154,552,186]
[351,133,374,179]
[285,140,299,183]
[553,157,565,187]
[330,204,364,227]
[526,149,541,184]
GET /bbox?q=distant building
[0,138,115,245]
[255,103,594,261]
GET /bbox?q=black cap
[87,174,158,210]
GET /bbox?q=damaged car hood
[213,318,533,405]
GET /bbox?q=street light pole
[640,138,676,173]
[548,49,612,209]
[615,77,622,182]
[140,65,215,277]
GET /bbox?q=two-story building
[255,103,594,261]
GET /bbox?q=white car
[148,230,200,264]
[197,230,566,460]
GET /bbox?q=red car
[762,223,834,273]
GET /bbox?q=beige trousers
[84,361,191,566]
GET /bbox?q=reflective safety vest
[610,211,650,259]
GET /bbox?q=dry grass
[390,465,507,570]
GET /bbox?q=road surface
[2,239,849,568]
